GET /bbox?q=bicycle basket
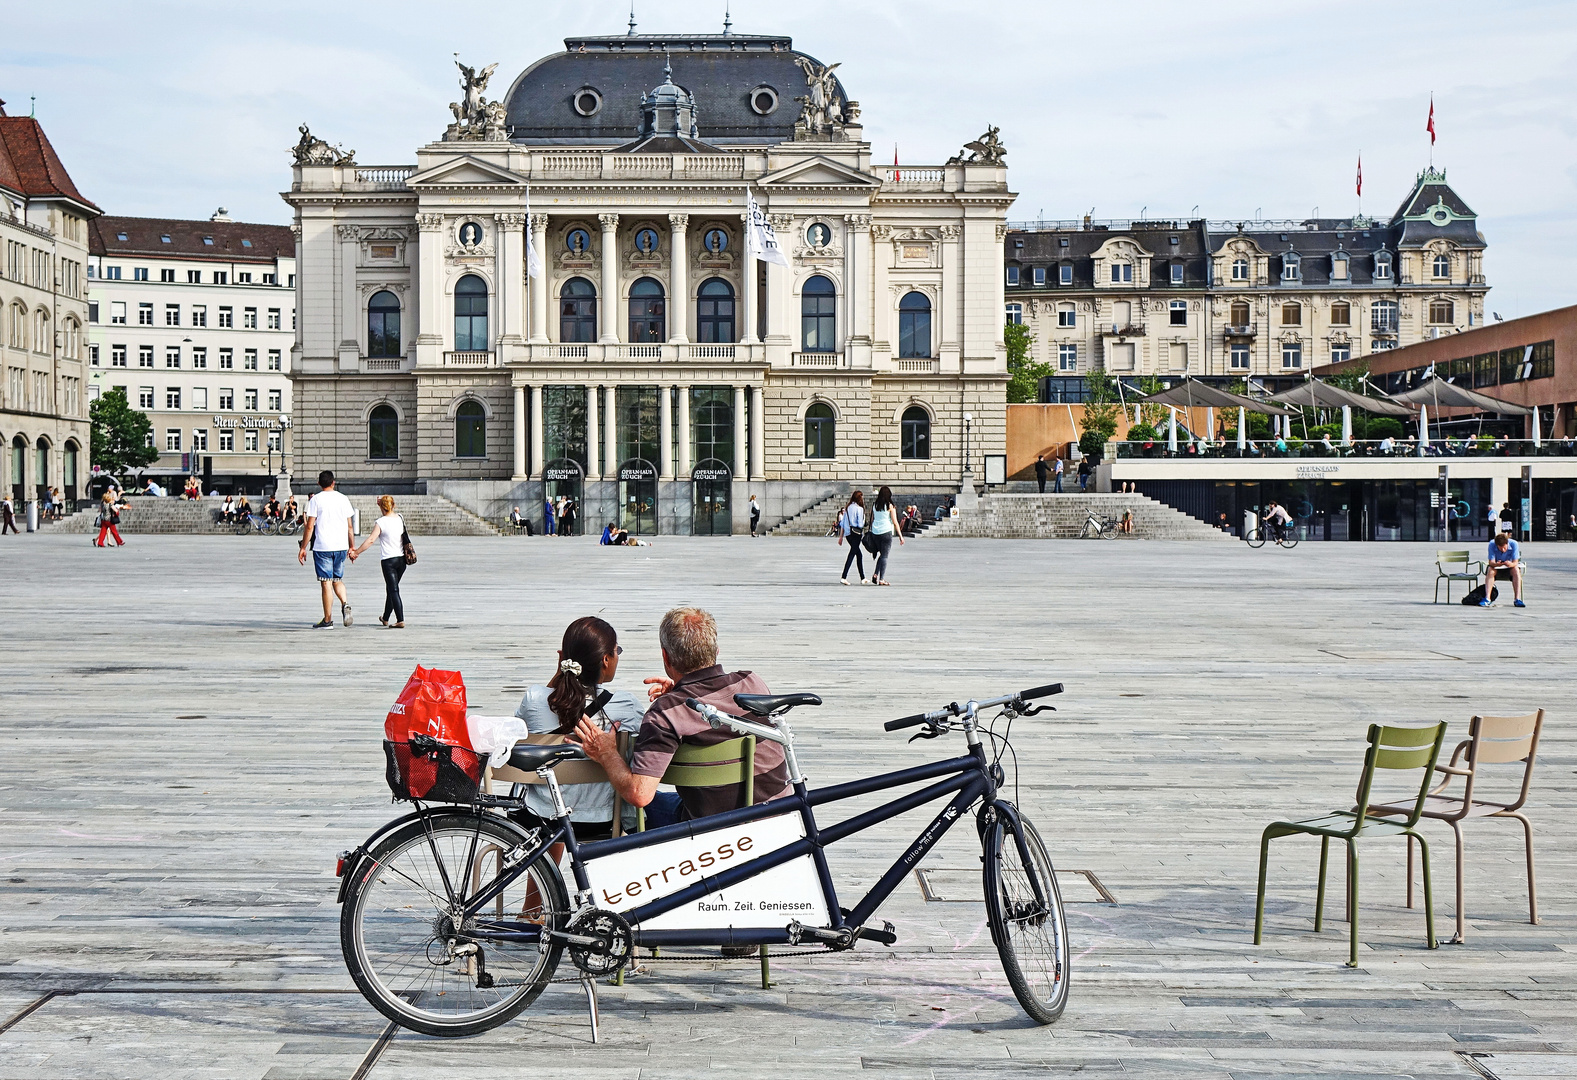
[382,665,483,802]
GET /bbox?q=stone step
[42,494,499,536]
[925,493,1232,541]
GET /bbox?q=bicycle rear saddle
[504,743,588,771]
[733,693,823,717]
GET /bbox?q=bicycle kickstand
[581,971,600,1044]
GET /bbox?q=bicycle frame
[428,741,1016,951]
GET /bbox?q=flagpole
[741,185,758,345]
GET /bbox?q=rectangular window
[218,388,234,410]
[1500,347,1524,384]
[219,430,234,451]
[1057,305,1076,328]
[1058,343,1078,371]
[1169,300,1187,326]
[267,389,282,410]
[213,271,227,285]
[1059,264,1072,285]
[137,303,154,325]
[1230,343,1251,370]
[1109,342,1136,371]
[263,273,277,285]
[165,428,181,451]
[267,308,281,330]
[237,272,253,284]
[244,388,258,410]
[133,267,149,281]
[1033,267,1047,287]
[191,428,207,451]
[165,346,181,368]
[1110,263,1133,283]
[191,305,206,327]
[1006,266,1020,286]
[166,387,181,409]
[1331,344,1351,364]
[1282,341,1303,369]
[192,347,207,369]
[90,343,100,366]
[1004,303,1022,325]
[244,349,258,370]
[219,348,233,369]
[138,345,154,368]
[243,307,257,329]
[218,306,233,328]
[1168,342,1188,371]
[138,386,154,409]
[192,386,208,409]
[110,301,126,324]
[188,270,201,284]
[111,345,127,367]
[88,301,99,323]
[244,430,259,452]
[160,268,175,283]
[268,431,281,451]
[1530,340,1555,380]
[1170,263,1184,285]
[1330,302,1351,326]
[105,265,122,280]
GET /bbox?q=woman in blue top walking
[837,490,867,584]
[868,485,904,585]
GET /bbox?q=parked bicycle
[1078,511,1119,539]
[335,683,1070,1037]
[1245,524,1299,549]
[236,512,279,536]
[277,515,303,537]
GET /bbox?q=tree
[1324,358,1371,395]
[1078,368,1120,458]
[1004,321,1052,404]
[90,387,158,477]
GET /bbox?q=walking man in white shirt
[297,469,358,628]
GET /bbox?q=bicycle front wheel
[1245,529,1266,549]
[1099,521,1119,539]
[340,812,568,1037]
[984,812,1069,1024]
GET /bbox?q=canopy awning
[1265,379,1415,417]
[1387,376,1535,416]
[1137,379,1291,416]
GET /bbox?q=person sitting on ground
[1261,500,1292,540]
[901,504,921,535]
[1481,532,1526,608]
[575,606,788,831]
[1119,508,1134,534]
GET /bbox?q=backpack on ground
[1460,584,1500,606]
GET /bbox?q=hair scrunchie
[559,659,583,676]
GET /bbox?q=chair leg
[1416,831,1438,950]
[1346,842,1360,967]
[760,945,771,990]
[1406,832,1415,910]
[1254,830,1274,945]
[1314,836,1329,933]
[1510,811,1539,925]
[1451,822,1465,944]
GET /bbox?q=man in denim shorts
[298,470,358,628]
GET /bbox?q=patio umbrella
[1206,406,1215,441]
[1237,407,1247,451]
[1388,376,1534,416]
[1340,405,1352,447]
[1167,408,1178,452]
[1137,379,1291,415]
[1418,404,1429,457]
[1532,406,1542,449]
[1266,378,1414,417]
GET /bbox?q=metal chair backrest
[1354,722,1448,830]
[1436,550,1473,570]
[1459,710,1544,811]
[663,735,757,810]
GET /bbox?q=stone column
[750,384,766,481]
[528,384,544,477]
[599,213,620,343]
[414,214,445,367]
[336,224,360,370]
[740,213,758,345]
[529,213,550,343]
[495,213,527,349]
[940,224,961,366]
[658,385,674,480]
[676,385,692,477]
[871,224,891,359]
[668,214,689,344]
[586,382,601,480]
[766,214,794,351]
[846,214,871,367]
[513,384,527,479]
[605,385,619,473]
[733,384,747,477]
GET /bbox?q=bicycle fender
[334,805,500,904]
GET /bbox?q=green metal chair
[628,735,772,989]
[1434,550,1483,604]
[1254,722,1448,967]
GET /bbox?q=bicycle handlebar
[884,684,1062,732]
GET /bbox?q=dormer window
[203,236,215,246]
[1331,252,1349,280]
[1374,251,1393,280]
[1059,263,1072,285]
[115,232,128,241]
[1170,261,1184,285]
[1432,253,1450,279]
[1033,266,1047,287]
[1109,262,1133,283]
[1006,265,1020,286]
[160,234,172,244]
[1231,258,1249,281]
[1281,252,1301,282]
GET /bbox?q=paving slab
[0,534,1572,1078]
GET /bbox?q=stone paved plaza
[1,533,1574,1079]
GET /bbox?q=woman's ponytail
[547,616,619,733]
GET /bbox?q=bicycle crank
[559,908,633,978]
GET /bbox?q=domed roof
[501,33,847,146]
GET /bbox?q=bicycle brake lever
[1023,704,1056,717]
[907,723,945,743]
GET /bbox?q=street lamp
[962,412,973,481]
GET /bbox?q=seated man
[1482,532,1525,608]
[575,606,787,830]
[509,505,525,530]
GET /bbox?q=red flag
[1355,154,1362,196]
[893,144,900,183]
[1427,96,1436,145]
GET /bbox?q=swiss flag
[1356,154,1362,196]
[1427,97,1436,145]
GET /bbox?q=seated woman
[513,616,643,845]
[235,494,252,522]
[220,494,236,522]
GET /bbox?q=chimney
[210,207,233,222]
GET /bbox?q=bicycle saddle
[734,692,823,717]
[505,743,588,771]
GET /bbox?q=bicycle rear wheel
[1245,529,1266,549]
[984,812,1069,1024]
[1278,535,1299,550]
[1099,521,1119,539]
[341,812,567,1037]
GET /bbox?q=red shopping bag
[382,665,484,801]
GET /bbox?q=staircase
[768,492,849,536]
[42,494,499,536]
[924,493,1232,540]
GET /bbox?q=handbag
[401,528,417,565]
[861,529,879,554]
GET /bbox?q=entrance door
[692,458,732,535]
[543,458,584,536]
[617,458,657,536]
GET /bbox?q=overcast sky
[5,1,1574,317]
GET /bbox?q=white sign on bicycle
[582,810,829,930]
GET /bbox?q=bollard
[25,500,37,533]
[352,507,361,535]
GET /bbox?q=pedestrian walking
[544,496,556,536]
[868,485,904,585]
[1035,455,1048,494]
[749,493,761,536]
[94,491,125,547]
[1,494,15,534]
[560,497,577,537]
[1053,456,1064,493]
[1077,458,1091,492]
[297,469,358,629]
[353,494,410,628]
[837,490,867,585]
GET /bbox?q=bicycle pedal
[857,921,897,947]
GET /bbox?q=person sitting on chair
[509,505,525,530]
[1481,532,1526,608]
[574,606,787,831]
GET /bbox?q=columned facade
[284,30,1012,531]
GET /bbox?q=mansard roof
[1389,167,1484,250]
[502,33,845,146]
[0,109,99,214]
[1005,221,1213,289]
[89,215,294,263]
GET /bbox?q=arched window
[63,441,78,500]
[368,404,399,460]
[1432,253,1451,279]
[1231,258,1249,281]
[628,277,665,343]
[33,309,49,353]
[898,292,932,358]
[696,278,735,343]
[900,405,930,460]
[801,275,836,352]
[10,435,25,501]
[1229,300,1251,326]
[454,400,486,458]
[559,277,597,342]
[453,274,488,351]
[368,291,401,358]
[1281,302,1302,326]
[34,438,49,493]
[1429,299,1455,324]
[804,402,835,459]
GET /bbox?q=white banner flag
[745,187,789,267]
[524,186,542,278]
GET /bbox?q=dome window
[572,87,603,117]
[749,85,779,116]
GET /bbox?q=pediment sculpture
[446,60,508,142]
[947,125,1006,165]
[292,124,355,166]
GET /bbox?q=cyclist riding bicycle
[1262,500,1292,541]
